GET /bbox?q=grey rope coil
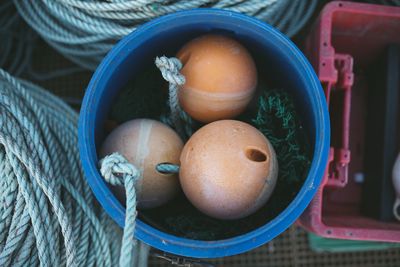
[13,0,318,70]
[0,69,149,267]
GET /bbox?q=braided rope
[155,56,186,137]
[156,163,180,174]
[14,0,318,70]
[155,56,195,139]
[100,153,148,267]
[0,69,148,267]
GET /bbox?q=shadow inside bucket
[101,31,313,240]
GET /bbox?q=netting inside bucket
[108,65,311,240]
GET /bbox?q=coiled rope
[13,0,318,70]
[0,69,148,267]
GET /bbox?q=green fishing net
[252,89,311,185]
[109,69,311,240]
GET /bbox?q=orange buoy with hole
[179,120,278,219]
[177,34,258,123]
[100,119,183,209]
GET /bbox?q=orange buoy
[100,119,183,209]
[177,34,257,123]
[179,120,278,219]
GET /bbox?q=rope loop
[100,152,140,187]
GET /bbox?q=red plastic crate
[299,1,400,242]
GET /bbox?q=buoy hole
[245,148,268,162]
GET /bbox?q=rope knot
[99,153,140,187]
[155,56,185,86]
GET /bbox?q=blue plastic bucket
[79,9,330,258]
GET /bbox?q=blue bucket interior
[79,9,330,258]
